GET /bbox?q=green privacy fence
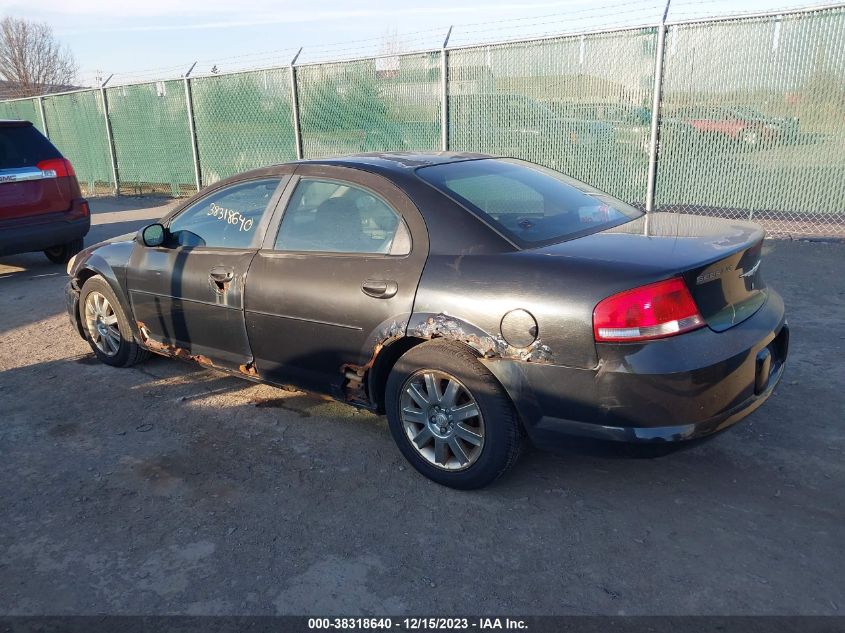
[656,7,845,235]
[447,28,656,204]
[41,90,113,193]
[0,97,44,134]
[297,53,442,158]
[2,4,843,237]
[191,67,298,186]
[106,81,196,196]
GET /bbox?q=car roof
[295,151,495,173]
[0,119,33,128]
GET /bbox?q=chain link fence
[297,53,442,158]
[41,90,114,196]
[0,97,44,134]
[656,7,845,236]
[2,4,843,238]
[105,80,196,197]
[191,68,298,187]
[447,28,656,204]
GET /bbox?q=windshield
[416,158,642,247]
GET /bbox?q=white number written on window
[207,202,254,232]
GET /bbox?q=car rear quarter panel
[410,252,663,370]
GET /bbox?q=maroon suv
[0,119,90,263]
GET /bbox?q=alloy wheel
[399,370,485,471]
[84,291,121,356]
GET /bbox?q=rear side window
[0,124,60,170]
[274,178,411,255]
[417,158,642,248]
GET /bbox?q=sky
[0,0,836,86]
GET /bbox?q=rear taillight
[36,158,75,178]
[593,277,705,342]
[67,198,90,220]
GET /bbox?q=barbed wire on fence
[2,1,844,237]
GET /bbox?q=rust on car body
[340,320,408,405]
[137,321,216,367]
[410,313,553,363]
[239,361,259,377]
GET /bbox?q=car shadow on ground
[2,315,844,614]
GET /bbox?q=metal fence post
[99,87,120,196]
[440,26,453,152]
[645,0,672,213]
[183,68,202,192]
[289,48,304,161]
[36,96,48,138]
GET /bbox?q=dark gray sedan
[65,153,788,489]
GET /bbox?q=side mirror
[140,223,166,248]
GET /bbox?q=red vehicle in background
[673,105,799,146]
[0,119,89,263]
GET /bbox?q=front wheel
[79,275,149,367]
[385,340,523,489]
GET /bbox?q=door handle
[362,279,398,299]
[209,266,235,292]
[209,266,235,283]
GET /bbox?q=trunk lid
[531,212,768,332]
[681,237,765,331]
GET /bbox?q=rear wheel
[385,340,523,489]
[44,238,83,264]
[79,275,149,367]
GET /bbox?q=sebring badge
[696,264,734,285]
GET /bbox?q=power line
[78,0,845,85]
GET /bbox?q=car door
[126,175,287,371]
[244,164,429,401]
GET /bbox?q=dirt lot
[1,197,843,616]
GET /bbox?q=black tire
[44,238,83,264]
[385,339,523,489]
[79,275,149,367]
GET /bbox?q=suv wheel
[44,238,83,264]
[385,340,523,489]
[79,275,149,367]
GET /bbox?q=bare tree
[376,27,403,75]
[0,16,78,97]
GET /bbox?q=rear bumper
[482,290,788,447]
[0,202,90,257]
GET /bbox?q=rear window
[416,158,642,247]
[0,124,60,170]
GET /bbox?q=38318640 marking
[207,201,254,232]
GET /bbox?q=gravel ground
[0,197,843,616]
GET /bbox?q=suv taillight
[593,277,705,342]
[36,158,75,178]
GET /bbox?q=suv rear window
[0,123,61,170]
[416,158,642,248]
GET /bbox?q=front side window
[274,178,410,255]
[168,178,281,248]
[416,158,642,248]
